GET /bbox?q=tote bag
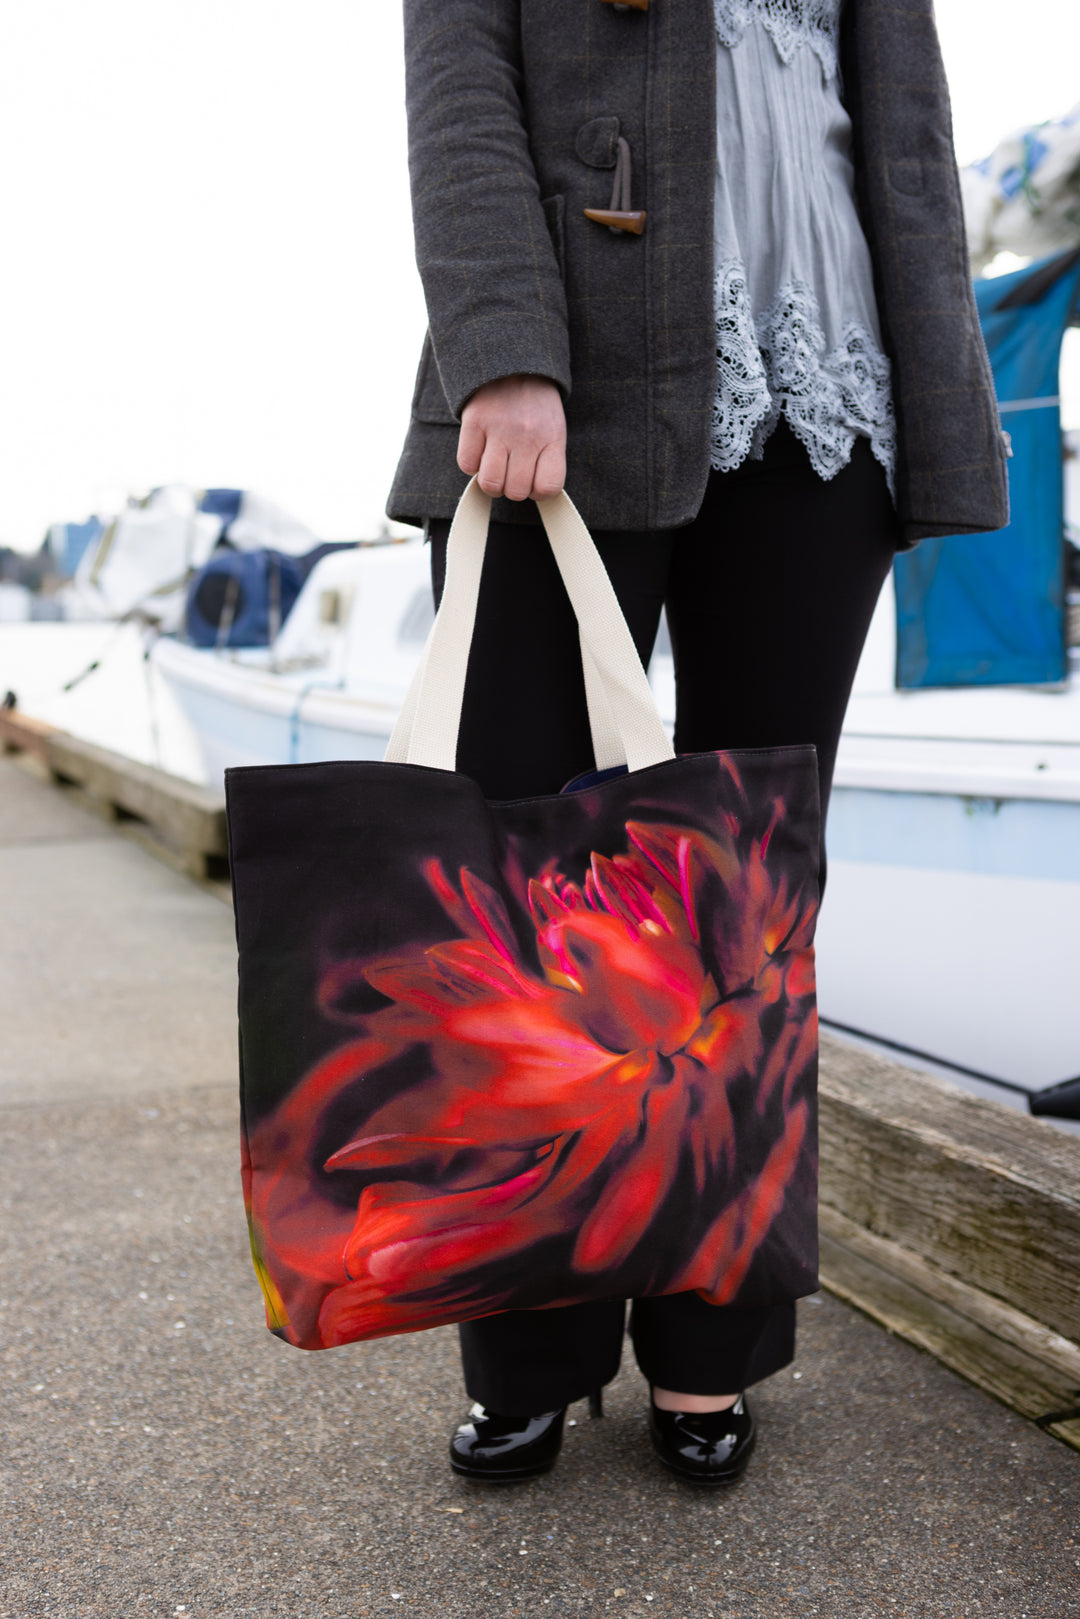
[227,479,821,1351]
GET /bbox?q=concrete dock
[1,754,1077,1618]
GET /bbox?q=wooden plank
[818,1036,1080,1345]
[0,708,56,759]
[820,1205,1080,1392]
[0,714,227,876]
[818,1037,1080,1448]
[818,1227,1080,1452]
[27,729,227,879]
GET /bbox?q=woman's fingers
[469,434,561,502]
[457,374,567,502]
[479,438,563,502]
[532,439,567,500]
[456,416,487,478]
[476,441,511,501]
[503,442,543,504]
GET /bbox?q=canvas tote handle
[384,477,675,775]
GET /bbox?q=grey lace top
[711,0,896,494]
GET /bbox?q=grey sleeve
[402,0,571,418]
[841,0,1008,540]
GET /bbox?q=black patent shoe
[648,1393,756,1486]
[449,1403,567,1482]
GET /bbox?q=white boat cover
[962,102,1080,273]
[61,486,322,628]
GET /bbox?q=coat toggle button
[583,209,646,235]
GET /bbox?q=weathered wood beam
[819,1207,1080,1449]
[42,732,227,880]
[1,716,227,880]
[0,708,56,760]
[819,1036,1080,1450]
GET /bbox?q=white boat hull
[820,786,1080,1088]
[151,540,432,785]
[816,576,1080,1089]
[818,855,1080,1088]
[151,638,401,785]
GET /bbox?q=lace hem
[710,263,897,498]
[713,0,840,80]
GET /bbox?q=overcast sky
[1,0,1078,550]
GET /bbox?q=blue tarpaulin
[185,548,309,648]
[48,516,104,579]
[894,247,1080,688]
[184,542,357,648]
[198,488,244,530]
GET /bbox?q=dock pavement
[1,754,1077,1619]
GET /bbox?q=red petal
[325,1132,474,1170]
[572,1160,666,1271]
[460,868,518,965]
[572,1085,685,1271]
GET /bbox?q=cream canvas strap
[385,478,675,776]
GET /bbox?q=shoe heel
[587,1390,604,1419]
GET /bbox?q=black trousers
[429,421,899,1414]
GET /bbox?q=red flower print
[244,812,818,1349]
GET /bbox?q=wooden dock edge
[819,1035,1080,1452]
[0,706,56,760]
[1,709,227,881]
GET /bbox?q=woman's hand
[457,375,567,502]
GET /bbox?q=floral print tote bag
[226,479,821,1350]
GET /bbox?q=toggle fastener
[584,135,646,235]
[583,209,646,235]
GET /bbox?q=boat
[0,487,352,779]
[817,572,1080,1094]
[152,538,433,783]
[60,485,326,630]
[962,101,1080,276]
[815,246,1080,1097]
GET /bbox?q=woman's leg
[667,420,899,879]
[631,1295,796,1397]
[429,511,673,1412]
[645,421,900,1406]
[457,1299,628,1417]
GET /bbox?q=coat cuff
[433,311,572,420]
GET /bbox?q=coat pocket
[540,194,566,277]
[410,331,458,426]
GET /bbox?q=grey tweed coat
[387,0,1009,549]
